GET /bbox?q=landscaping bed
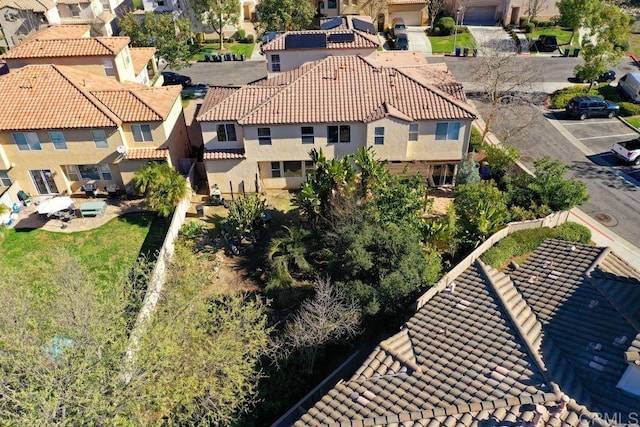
[190,41,254,62]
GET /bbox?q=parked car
[576,69,616,83]
[394,33,409,50]
[536,35,559,52]
[611,138,640,165]
[618,72,640,103]
[390,18,406,38]
[161,71,192,87]
[565,96,619,120]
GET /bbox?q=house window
[0,171,11,187]
[283,161,302,177]
[435,122,461,141]
[217,123,237,141]
[374,127,384,145]
[304,160,315,175]
[70,4,81,16]
[271,54,280,72]
[327,125,350,143]
[258,127,272,145]
[102,59,115,77]
[270,161,281,178]
[49,131,67,150]
[13,132,41,151]
[131,124,153,142]
[69,164,112,181]
[301,126,314,144]
[328,0,337,8]
[124,46,131,64]
[91,130,109,148]
[409,123,419,141]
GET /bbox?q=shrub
[616,40,629,52]
[236,29,246,41]
[553,222,591,243]
[525,22,535,33]
[619,102,640,117]
[436,17,456,36]
[180,220,204,238]
[246,34,255,43]
[469,126,483,152]
[195,32,205,44]
[550,86,593,109]
[519,16,530,28]
[228,37,236,43]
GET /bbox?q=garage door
[389,11,421,26]
[463,6,497,25]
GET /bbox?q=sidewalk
[473,115,640,271]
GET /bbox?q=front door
[29,169,59,194]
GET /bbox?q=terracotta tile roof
[0,0,54,13]
[295,238,640,426]
[129,47,155,75]
[388,0,428,4]
[0,64,181,130]
[2,36,130,59]
[124,147,169,160]
[262,30,379,52]
[203,149,246,160]
[22,24,90,41]
[198,56,476,125]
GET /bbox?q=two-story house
[2,25,160,86]
[197,54,476,194]
[263,16,379,74]
[0,64,190,197]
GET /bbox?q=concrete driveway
[405,26,431,55]
[465,25,518,55]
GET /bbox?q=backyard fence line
[414,210,570,310]
[123,184,191,382]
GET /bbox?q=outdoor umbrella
[37,197,73,215]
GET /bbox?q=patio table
[80,201,107,218]
[37,197,73,215]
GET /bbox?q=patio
[10,195,148,233]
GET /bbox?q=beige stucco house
[262,16,380,74]
[1,24,160,86]
[453,0,558,26]
[197,54,476,194]
[0,64,190,197]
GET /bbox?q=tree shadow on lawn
[119,212,172,263]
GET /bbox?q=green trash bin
[463,47,469,57]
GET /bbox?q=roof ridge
[94,37,121,54]
[126,88,165,120]
[378,329,422,373]
[50,65,121,127]
[477,261,562,395]
[322,392,559,427]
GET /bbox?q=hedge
[437,17,456,36]
[480,223,591,268]
[619,102,640,117]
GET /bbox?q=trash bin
[473,48,478,57]
[232,53,237,61]
[196,204,204,218]
[225,53,232,61]
[240,54,246,61]
[463,47,469,57]
[455,47,461,57]
[204,53,211,62]
[219,53,225,62]
[572,48,580,57]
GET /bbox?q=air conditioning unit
[4,10,18,22]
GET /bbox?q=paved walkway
[465,25,514,56]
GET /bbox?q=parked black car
[536,35,559,52]
[565,96,619,120]
[161,71,192,87]
[576,69,616,83]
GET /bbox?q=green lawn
[132,0,143,10]
[528,27,576,47]
[625,116,640,128]
[0,212,167,286]
[190,42,255,61]
[427,32,476,54]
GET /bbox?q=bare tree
[358,0,388,27]
[470,38,541,143]
[524,0,548,22]
[429,0,447,29]
[275,278,361,372]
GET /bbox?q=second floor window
[271,54,281,72]
[70,5,81,16]
[374,127,384,145]
[49,131,67,150]
[258,127,272,145]
[409,123,419,141]
[435,122,461,141]
[0,171,11,187]
[13,132,41,151]
[66,164,112,181]
[217,123,237,141]
[131,124,153,142]
[91,130,108,148]
[328,0,337,8]
[301,126,314,144]
[327,125,350,143]
[102,59,115,77]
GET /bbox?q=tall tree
[471,39,540,142]
[556,0,600,45]
[574,2,630,89]
[120,12,193,70]
[253,0,315,35]
[191,0,241,49]
[132,162,190,217]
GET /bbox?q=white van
[618,72,640,103]
[390,18,406,38]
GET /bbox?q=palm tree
[132,162,190,217]
[266,226,312,289]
